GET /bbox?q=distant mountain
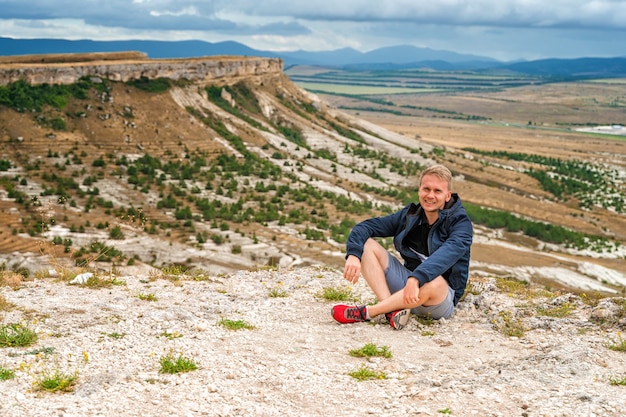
[278,47,365,66]
[359,44,496,64]
[497,57,626,78]
[0,37,264,59]
[278,44,498,67]
[0,37,495,69]
[1,37,626,77]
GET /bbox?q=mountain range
[2,37,626,77]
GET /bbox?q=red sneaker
[331,304,368,324]
[388,309,411,330]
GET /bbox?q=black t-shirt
[405,216,431,263]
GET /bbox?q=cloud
[0,0,625,60]
[240,0,626,30]
[1,0,625,31]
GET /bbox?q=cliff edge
[0,52,283,85]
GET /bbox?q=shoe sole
[391,309,411,330]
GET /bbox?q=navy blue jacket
[345,193,473,305]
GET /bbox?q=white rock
[69,272,93,284]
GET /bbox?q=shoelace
[346,305,366,321]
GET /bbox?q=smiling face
[418,173,452,223]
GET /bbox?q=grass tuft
[607,333,626,352]
[136,292,158,302]
[218,318,255,331]
[536,302,573,318]
[349,342,392,358]
[159,352,199,374]
[0,365,16,380]
[609,375,626,386]
[0,323,38,347]
[268,287,288,298]
[348,365,387,381]
[317,286,359,302]
[35,368,78,392]
[0,294,16,311]
[494,310,526,338]
[1,271,23,288]
[495,277,530,296]
[82,275,114,289]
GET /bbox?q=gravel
[1,266,625,417]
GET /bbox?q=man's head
[419,164,452,190]
[418,164,452,215]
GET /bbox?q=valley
[0,55,625,296]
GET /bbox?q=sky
[1,0,626,62]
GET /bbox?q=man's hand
[403,277,420,305]
[343,255,362,284]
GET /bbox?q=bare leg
[360,238,392,300]
[367,275,449,317]
[358,238,451,319]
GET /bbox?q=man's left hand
[403,277,420,305]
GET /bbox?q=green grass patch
[536,303,573,318]
[82,275,115,289]
[24,346,55,355]
[349,343,392,358]
[159,330,182,340]
[136,292,158,302]
[268,288,289,298]
[159,352,199,374]
[317,286,359,302]
[494,310,526,338]
[295,81,439,95]
[495,277,531,296]
[218,318,255,331]
[0,323,38,347]
[609,375,626,386]
[0,365,16,380]
[126,76,172,92]
[348,365,387,381]
[36,368,78,392]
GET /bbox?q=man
[331,164,473,330]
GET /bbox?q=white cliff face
[0,56,284,86]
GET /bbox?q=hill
[0,52,625,298]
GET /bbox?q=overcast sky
[1,0,626,61]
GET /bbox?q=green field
[293,81,441,95]
[585,78,626,84]
[286,66,548,98]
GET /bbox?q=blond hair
[419,164,452,190]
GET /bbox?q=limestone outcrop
[0,53,283,86]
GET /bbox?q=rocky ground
[1,266,625,417]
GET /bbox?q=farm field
[291,67,626,294]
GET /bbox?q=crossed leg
[359,238,450,318]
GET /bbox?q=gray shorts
[385,253,455,319]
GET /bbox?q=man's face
[418,174,451,213]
